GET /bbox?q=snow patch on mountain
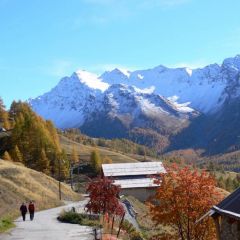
[168,96,193,113]
[75,70,109,91]
[133,86,155,94]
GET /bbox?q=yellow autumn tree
[38,148,50,175]
[102,156,112,164]
[2,151,12,161]
[0,97,10,129]
[90,150,102,174]
[11,145,23,163]
[71,144,79,164]
[9,101,64,176]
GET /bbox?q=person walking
[28,201,35,221]
[20,202,27,221]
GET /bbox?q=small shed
[102,162,166,201]
[210,188,240,240]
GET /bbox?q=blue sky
[1,0,240,108]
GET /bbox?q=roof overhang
[212,205,240,220]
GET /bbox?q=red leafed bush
[85,177,124,216]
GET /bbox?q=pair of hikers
[20,201,35,221]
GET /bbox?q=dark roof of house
[212,187,240,219]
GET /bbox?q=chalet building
[207,188,240,240]
[101,162,166,202]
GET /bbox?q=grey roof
[212,187,240,219]
[113,177,160,189]
[102,162,166,177]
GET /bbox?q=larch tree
[148,164,223,240]
[2,151,12,161]
[9,101,64,178]
[38,148,50,174]
[90,150,102,174]
[103,156,113,164]
[11,145,23,163]
[56,149,70,180]
[71,144,79,164]
[0,97,10,129]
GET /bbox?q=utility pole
[58,158,62,200]
[70,162,73,190]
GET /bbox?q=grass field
[60,135,139,163]
[0,159,81,232]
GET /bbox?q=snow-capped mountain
[29,55,240,154]
[30,71,107,128]
[101,55,240,113]
[80,83,197,140]
[30,71,196,130]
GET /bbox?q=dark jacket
[20,204,27,214]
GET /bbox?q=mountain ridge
[29,55,240,154]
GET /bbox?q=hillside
[0,160,81,219]
[60,135,139,163]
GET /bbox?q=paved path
[122,203,140,231]
[1,201,95,240]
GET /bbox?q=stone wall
[220,216,240,240]
[120,187,155,202]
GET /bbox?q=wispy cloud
[72,0,192,28]
[74,0,132,27]
[140,0,192,9]
[84,0,191,7]
[83,0,117,5]
[40,60,137,77]
[43,60,75,77]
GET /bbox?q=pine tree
[2,151,12,161]
[11,145,23,162]
[90,150,102,174]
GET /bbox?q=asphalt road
[1,201,94,240]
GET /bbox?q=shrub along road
[0,201,94,240]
